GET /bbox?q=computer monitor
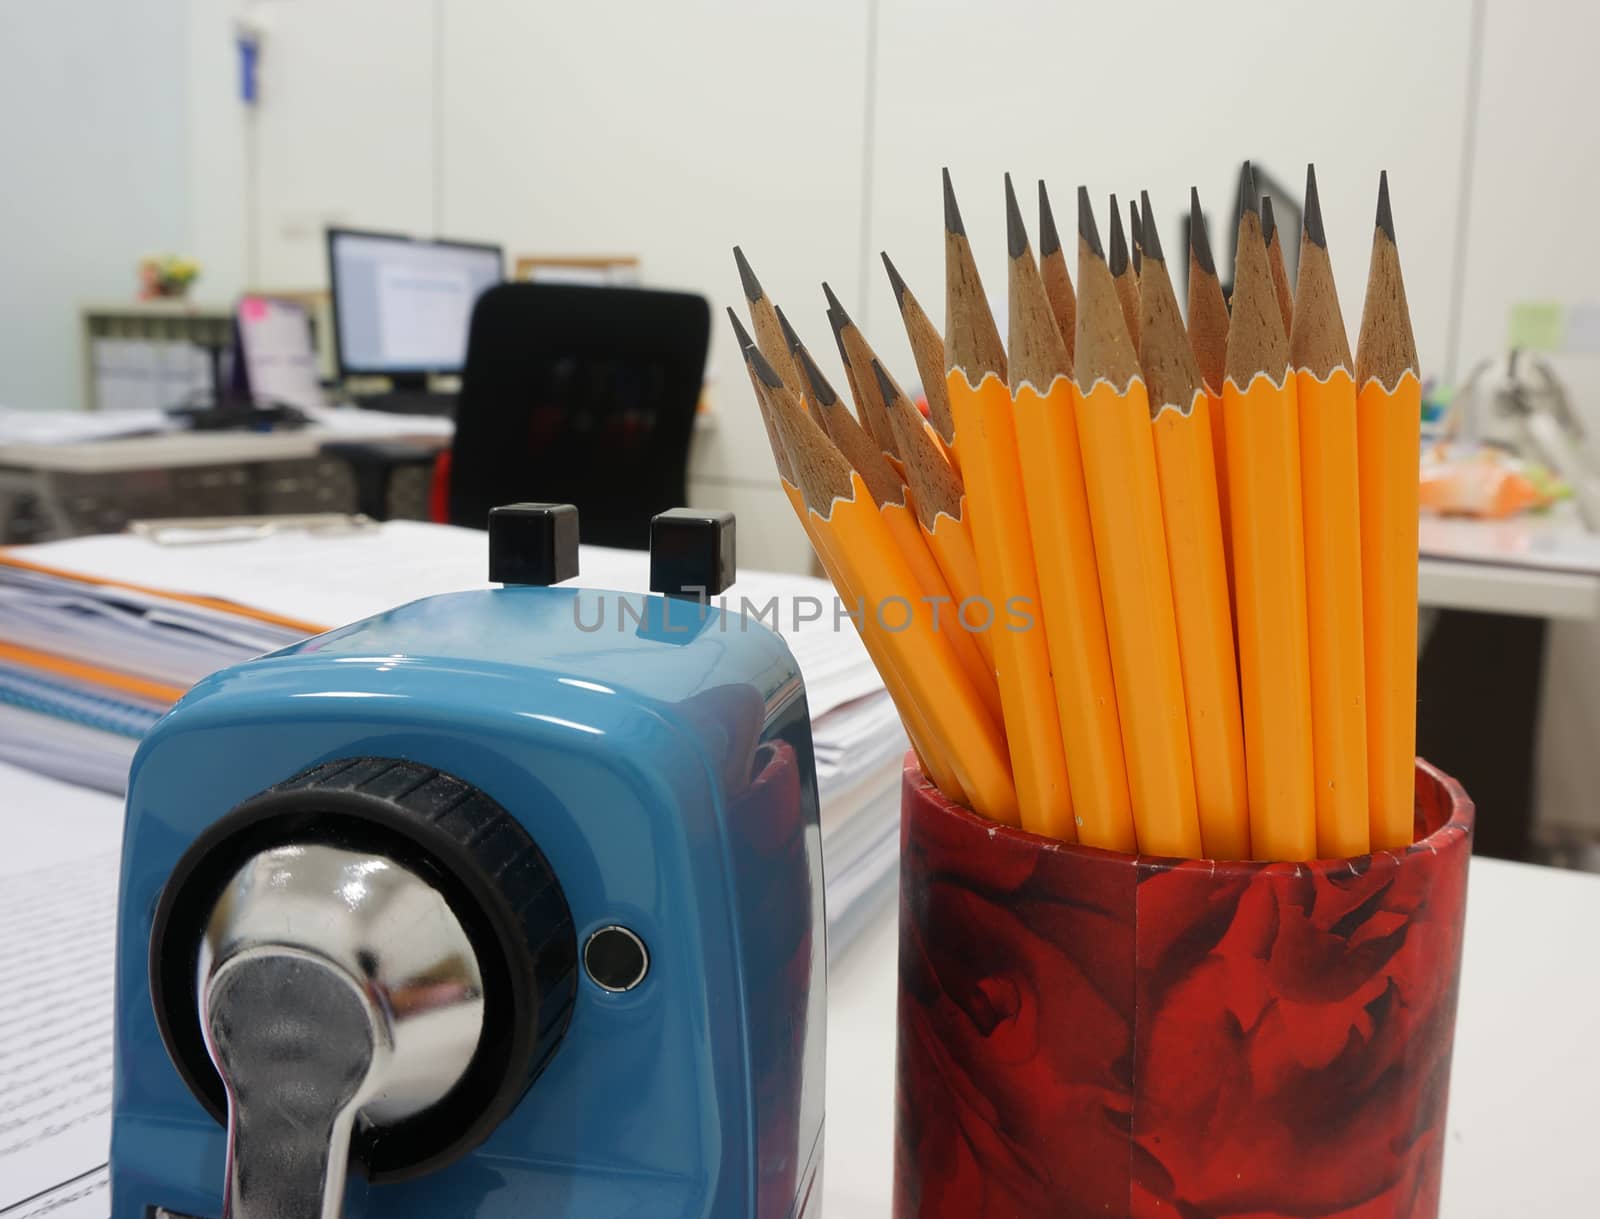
[327,228,503,386]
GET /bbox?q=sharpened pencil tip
[1237,162,1258,221]
[1189,187,1217,276]
[1004,173,1028,259]
[1077,186,1104,260]
[870,358,899,409]
[1038,180,1062,257]
[774,304,803,355]
[1129,198,1143,274]
[821,281,850,327]
[1108,194,1130,276]
[733,246,763,303]
[1376,170,1396,242]
[881,251,909,306]
[1261,195,1277,244]
[942,167,966,237]
[794,344,837,407]
[1139,191,1164,263]
[726,306,755,352]
[1304,164,1327,249]
[747,344,784,389]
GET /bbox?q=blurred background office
[3,0,1600,864]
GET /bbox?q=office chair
[325,283,711,549]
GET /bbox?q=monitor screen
[327,229,503,377]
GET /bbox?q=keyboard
[356,390,457,418]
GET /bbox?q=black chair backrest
[449,283,711,549]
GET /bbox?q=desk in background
[0,407,721,544]
[0,418,452,543]
[1416,511,1600,862]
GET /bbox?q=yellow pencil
[733,247,804,393]
[751,343,1018,823]
[1074,186,1201,858]
[943,168,1074,840]
[1290,165,1370,858]
[1355,171,1422,851]
[728,308,965,803]
[784,329,1003,724]
[1187,188,1234,591]
[1137,190,1250,860]
[881,253,958,458]
[870,357,995,671]
[823,283,904,476]
[1224,166,1316,861]
[1004,173,1135,852]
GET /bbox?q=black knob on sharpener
[650,508,736,600]
[489,503,580,586]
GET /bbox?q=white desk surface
[821,856,1600,1218]
[0,409,716,475]
[1419,512,1600,621]
[2,777,1598,1214]
[0,423,451,473]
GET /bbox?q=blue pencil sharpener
[111,505,826,1219]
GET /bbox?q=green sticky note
[1508,301,1566,352]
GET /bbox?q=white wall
[249,0,438,287]
[1456,0,1600,401]
[185,0,249,302]
[0,0,191,412]
[865,0,1472,394]
[1454,0,1600,833]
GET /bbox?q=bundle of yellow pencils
[732,162,1419,862]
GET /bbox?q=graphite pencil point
[1039,180,1063,257]
[794,344,840,408]
[1189,186,1217,276]
[733,245,763,304]
[774,304,803,357]
[943,167,966,237]
[1109,194,1130,277]
[1004,173,1028,259]
[1129,197,1143,275]
[870,358,900,409]
[726,306,755,353]
[821,281,849,324]
[1140,191,1165,263]
[1376,170,1396,242]
[1304,164,1328,249]
[881,251,909,306]
[1237,161,1259,220]
[1078,186,1104,260]
[747,344,785,389]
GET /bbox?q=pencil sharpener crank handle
[196,844,485,1219]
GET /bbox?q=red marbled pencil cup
[895,756,1474,1219]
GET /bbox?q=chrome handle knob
[197,844,484,1219]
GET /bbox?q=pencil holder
[895,756,1473,1219]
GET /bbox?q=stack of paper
[0,762,122,1219]
[0,522,905,955]
[0,406,179,447]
